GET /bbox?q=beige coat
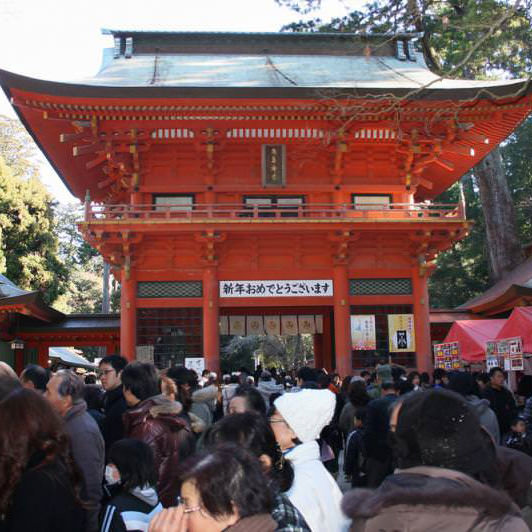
[342,466,529,532]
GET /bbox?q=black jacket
[102,386,128,451]
[0,457,85,532]
[482,385,518,435]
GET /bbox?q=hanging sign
[246,316,265,335]
[434,341,461,370]
[388,314,416,352]
[281,315,299,336]
[229,316,246,336]
[219,280,333,298]
[298,315,316,334]
[219,316,229,335]
[264,316,281,336]
[486,341,501,370]
[351,315,377,350]
[136,345,154,364]
[498,337,523,372]
[185,357,206,374]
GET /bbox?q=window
[153,195,194,212]
[243,196,304,218]
[352,194,392,210]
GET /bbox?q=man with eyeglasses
[99,355,128,452]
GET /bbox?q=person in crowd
[20,363,49,393]
[367,361,393,399]
[518,375,532,432]
[228,384,267,415]
[475,371,490,394]
[99,355,129,452]
[46,369,105,532]
[160,373,206,435]
[339,380,371,438]
[503,418,532,457]
[221,373,240,414]
[433,368,449,387]
[100,439,163,532]
[360,371,371,386]
[270,389,349,532]
[344,406,367,488]
[342,388,529,531]
[0,373,21,400]
[406,371,421,391]
[258,370,285,404]
[189,368,219,423]
[84,383,105,428]
[0,361,18,380]
[363,381,399,488]
[149,445,277,532]
[204,412,311,531]
[122,362,195,507]
[483,367,518,436]
[292,366,318,391]
[0,388,85,532]
[419,372,432,390]
[340,375,352,400]
[85,373,98,385]
[447,371,500,443]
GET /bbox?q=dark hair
[84,374,97,385]
[108,439,158,492]
[166,366,193,412]
[297,367,316,383]
[407,371,420,384]
[448,372,478,397]
[474,372,490,385]
[83,384,104,411]
[489,367,504,378]
[0,389,84,513]
[348,380,370,407]
[269,392,282,408]
[233,385,267,415]
[420,372,431,385]
[0,375,22,401]
[511,417,525,428]
[121,362,159,402]
[354,406,367,425]
[204,412,294,492]
[178,444,273,519]
[517,375,532,398]
[21,364,49,391]
[100,355,128,373]
[433,368,447,381]
[381,381,398,392]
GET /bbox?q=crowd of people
[1,356,532,531]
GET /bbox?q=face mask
[105,465,121,486]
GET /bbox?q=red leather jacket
[123,395,196,507]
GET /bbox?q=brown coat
[225,514,277,532]
[123,395,195,507]
[342,466,528,532]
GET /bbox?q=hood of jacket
[466,395,491,416]
[124,395,187,431]
[131,485,159,507]
[258,381,285,395]
[343,466,521,521]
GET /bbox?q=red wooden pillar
[333,264,352,377]
[203,267,220,374]
[313,334,324,369]
[412,266,432,373]
[120,267,137,361]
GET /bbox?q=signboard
[351,315,377,350]
[136,345,154,364]
[262,145,286,186]
[220,280,333,298]
[499,337,523,372]
[434,341,461,370]
[388,314,416,352]
[486,341,501,370]
[185,357,205,375]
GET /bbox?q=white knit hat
[274,389,336,443]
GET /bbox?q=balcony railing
[83,202,465,224]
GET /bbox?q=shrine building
[1,31,531,375]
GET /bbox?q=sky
[0,0,353,204]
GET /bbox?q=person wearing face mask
[100,439,163,532]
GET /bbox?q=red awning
[496,307,532,354]
[443,319,506,362]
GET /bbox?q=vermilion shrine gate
[1,31,531,375]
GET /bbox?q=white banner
[185,357,205,374]
[220,280,333,298]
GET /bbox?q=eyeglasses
[176,496,202,514]
[98,369,115,377]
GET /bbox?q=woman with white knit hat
[270,389,349,532]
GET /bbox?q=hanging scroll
[229,316,246,336]
[298,315,316,334]
[264,316,281,336]
[281,315,298,336]
[388,314,416,352]
[350,315,376,350]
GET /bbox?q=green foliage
[0,153,69,305]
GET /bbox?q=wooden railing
[83,202,465,223]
